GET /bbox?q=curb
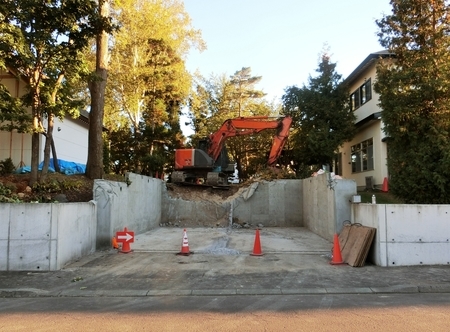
[2,284,450,298]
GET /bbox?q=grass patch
[358,190,404,204]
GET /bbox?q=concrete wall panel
[385,205,450,242]
[2,202,96,271]
[334,179,357,233]
[95,173,162,248]
[9,204,51,240]
[0,240,7,270]
[8,239,50,271]
[56,202,97,270]
[386,243,450,266]
[268,181,285,226]
[0,204,10,240]
[284,180,302,224]
[353,203,450,266]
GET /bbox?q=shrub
[0,158,15,175]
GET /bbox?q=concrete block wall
[95,173,162,248]
[0,202,96,271]
[303,174,357,242]
[352,203,450,266]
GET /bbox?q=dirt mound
[165,182,246,203]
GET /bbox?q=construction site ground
[2,227,450,298]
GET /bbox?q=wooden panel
[339,224,376,267]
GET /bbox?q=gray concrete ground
[1,227,450,298]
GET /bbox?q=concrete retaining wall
[232,180,303,227]
[95,173,162,248]
[352,203,450,267]
[303,174,357,242]
[0,202,96,271]
[161,180,303,227]
[4,171,449,270]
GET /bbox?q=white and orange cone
[177,228,193,256]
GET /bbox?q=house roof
[78,110,90,124]
[344,50,394,86]
[3,67,102,129]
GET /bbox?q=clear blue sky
[183,0,392,102]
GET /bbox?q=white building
[338,51,392,190]
[0,68,89,169]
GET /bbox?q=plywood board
[338,224,376,267]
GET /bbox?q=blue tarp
[15,159,86,175]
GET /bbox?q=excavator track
[171,171,229,189]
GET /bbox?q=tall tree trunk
[86,0,109,179]
[30,90,41,186]
[30,132,40,186]
[40,112,55,182]
[47,72,64,176]
[51,139,60,173]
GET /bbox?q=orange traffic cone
[177,229,192,256]
[120,239,132,253]
[250,229,263,256]
[330,233,344,265]
[112,236,119,249]
[382,177,389,192]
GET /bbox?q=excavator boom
[207,116,292,164]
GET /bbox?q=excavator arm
[207,116,293,166]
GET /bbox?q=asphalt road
[1,293,450,331]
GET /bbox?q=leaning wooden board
[338,224,376,267]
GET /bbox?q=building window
[350,78,372,111]
[351,138,374,173]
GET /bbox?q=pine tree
[375,0,450,203]
[187,68,278,180]
[282,50,355,177]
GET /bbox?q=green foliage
[282,49,356,177]
[0,182,21,203]
[188,68,282,181]
[0,158,15,175]
[102,0,203,176]
[59,179,83,191]
[358,191,404,204]
[0,0,114,184]
[374,0,450,203]
[32,180,61,194]
[0,84,32,133]
[32,178,83,192]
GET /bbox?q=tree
[103,0,204,176]
[0,0,108,184]
[0,84,31,133]
[187,68,280,181]
[374,0,450,203]
[282,50,356,177]
[229,67,265,117]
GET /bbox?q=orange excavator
[171,115,293,187]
